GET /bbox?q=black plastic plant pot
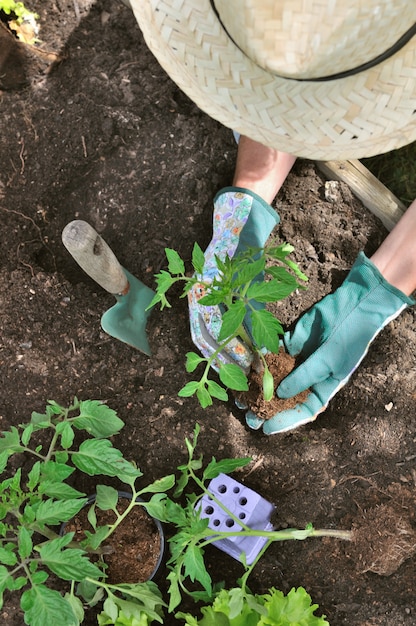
[61,490,165,581]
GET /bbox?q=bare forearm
[233,136,296,204]
[371,199,416,296]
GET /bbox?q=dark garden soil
[1,1,416,625]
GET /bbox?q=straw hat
[130,0,416,160]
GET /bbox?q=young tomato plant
[148,242,307,408]
[0,398,171,626]
[155,424,351,613]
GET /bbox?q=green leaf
[64,592,85,624]
[138,474,175,495]
[40,461,75,482]
[72,400,124,438]
[267,266,299,285]
[77,578,104,606]
[246,279,296,303]
[31,571,48,585]
[55,422,75,449]
[283,258,309,282]
[83,525,110,551]
[251,309,282,353]
[46,400,67,415]
[0,564,13,593]
[154,269,175,294]
[185,352,205,373]
[71,439,142,479]
[218,363,248,392]
[102,596,118,622]
[0,451,9,473]
[262,368,275,402]
[192,242,206,275]
[30,411,51,428]
[166,248,185,274]
[142,493,169,522]
[0,547,17,566]
[206,380,228,402]
[217,301,246,342]
[178,381,200,398]
[21,585,77,626]
[198,290,227,306]
[95,484,119,511]
[38,536,103,581]
[39,481,85,500]
[35,498,88,525]
[203,457,251,480]
[196,385,213,409]
[18,526,33,560]
[183,545,212,595]
[0,427,23,454]
[21,423,34,447]
[167,570,182,612]
[261,586,329,625]
[9,575,28,590]
[27,461,41,491]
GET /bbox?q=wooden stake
[316,159,406,232]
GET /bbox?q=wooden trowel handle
[62,220,129,295]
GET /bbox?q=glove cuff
[214,187,280,254]
[353,252,415,307]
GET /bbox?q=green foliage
[152,424,350,614]
[176,586,329,625]
[149,242,308,408]
[0,399,171,626]
[0,0,38,23]
[0,407,347,624]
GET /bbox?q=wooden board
[316,159,406,232]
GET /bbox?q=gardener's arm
[190,136,415,434]
[242,142,416,434]
[370,198,416,296]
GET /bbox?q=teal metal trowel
[62,220,155,355]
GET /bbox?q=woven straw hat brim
[132,0,416,160]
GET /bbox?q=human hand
[246,252,415,434]
[188,187,280,371]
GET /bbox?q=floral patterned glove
[246,252,415,434]
[188,187,280,370]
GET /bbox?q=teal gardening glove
[188,187,280,370]
[246,252,415,434]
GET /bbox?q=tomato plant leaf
[166,248,185,275]
[73,400,124,438]
[218,364,248,392]
[38,536,103,581]
[251,310,282,353]
[185,352,205,373]
[192,242,206,275]
[21,585,78,626]
[218,301,246,342]
[206,380,228,402]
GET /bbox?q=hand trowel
[62,220,155,355]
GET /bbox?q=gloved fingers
[246,375,346,435]
[277,353,332,399]
[245,411,266,430]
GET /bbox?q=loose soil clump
[238,350,310,419]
